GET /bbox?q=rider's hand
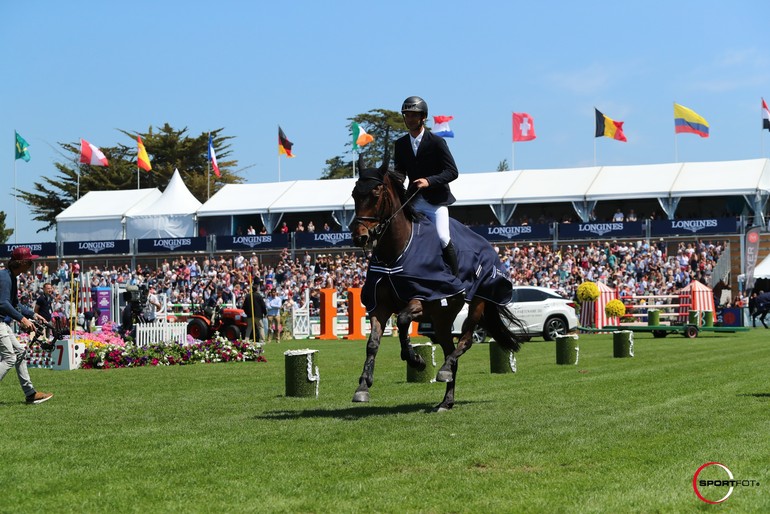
[413,178,430,189]
[20,317,35,331]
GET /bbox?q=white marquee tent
[125,169,202,239]
[56,188,161,242]
[55,158,770,241]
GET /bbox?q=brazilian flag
[15,131,30,162]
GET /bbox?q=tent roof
[670,158,770,197]
[126,169,201,217]
[503,166,602,204]
[56,188,161,221]
[753,254,770,280]
[450,171,520,206]
[268,178,357,213]
[196,182,297,216]
[586,163,684,201]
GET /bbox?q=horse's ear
[357,153,365,173]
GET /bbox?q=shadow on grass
[255,401,486,420]
[737,393,770,399]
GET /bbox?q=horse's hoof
[408,357,426,371]
[352,391,370,403]
[436,370,454,383]
[433,404,453,412]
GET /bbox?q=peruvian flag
[79,139,109,166]
[512,112,536,142]
[208,134,220,177]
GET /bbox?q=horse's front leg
[353,311,386,403]
[397,300,425,371]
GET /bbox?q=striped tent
[579,281,619,331]
[679,281,715,319]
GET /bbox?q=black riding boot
[442,240,459,278]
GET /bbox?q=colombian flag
[674,103,709,138]
[595,109,627,142]
[278,126,294,157]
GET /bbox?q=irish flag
[79,139,109,166]
[352,122,374,151]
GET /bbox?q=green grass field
[2,329,769,513]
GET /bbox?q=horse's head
[350,155,391,249]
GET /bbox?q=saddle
[361,217,513,312]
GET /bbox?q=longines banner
[650,217,737,236]
[62,239,130,256]
[295,231,353,248]
[559,221,643,239]
[137,237,206,253]
[215,233,290,251]
[471,224,551,241]
[0,242,57,258]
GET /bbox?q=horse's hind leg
[397,300,426,371]
[436,299,485,383]
[353,313,385,403]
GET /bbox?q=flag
[594,108,627,142]
[763,98,770,131]
[79,138,109,166]
[352,122,374,151]
[137,136,152,172]
[674,103,709,138]
[432,115,454,137]
[208,134,221,177]
[278,126,294,157]
[512,113,536,142]
[15,131,30,162]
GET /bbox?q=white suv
[418,286,579,343]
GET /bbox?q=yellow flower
[605,299,626,318]
[577,281,600,303]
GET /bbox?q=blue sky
[2,1,769,242]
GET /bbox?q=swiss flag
[512,112,536,142]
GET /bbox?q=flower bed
[26,323,266,370]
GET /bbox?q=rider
[394,95,460,276]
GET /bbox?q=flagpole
[511,141,515,172]
[13,153,17,243]
[278,152,282,182]
[673,102,679,163]
[207,132,211,200]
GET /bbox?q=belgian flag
[278,126,294,157]
[595,108,627,142]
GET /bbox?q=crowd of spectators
[9,237,732,330]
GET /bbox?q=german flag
[278,126,294,157]
[595,108,627,142]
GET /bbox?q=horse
[349,156,526,411]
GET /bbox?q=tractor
[186,303,248,341]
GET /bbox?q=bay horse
[349,157,526,411]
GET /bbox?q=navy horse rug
[361,217,512,312]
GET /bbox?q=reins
[352,186,420,244]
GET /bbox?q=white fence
[136,322,188,346]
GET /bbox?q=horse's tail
[481,301,527,352]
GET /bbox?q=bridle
[351,179,420,247]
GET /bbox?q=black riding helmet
[401,96,428,118]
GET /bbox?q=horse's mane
[385,170,419,223]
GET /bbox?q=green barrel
[647,309,660,326]
[688,310,701,326]
[703,310,714,327]
[489,340,517,374]
[555,334,579,365]
[284,349,319,398]
[406,343,437,383]
[613,330,634,358]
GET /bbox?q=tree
[320,109,407,179]
[17,124,243,232]
[497,159,509,172]
[0,211,14,243]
